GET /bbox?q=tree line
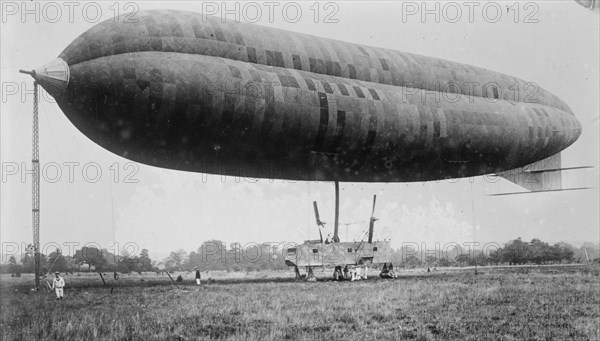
[393,238,598,268]
[2,237,598,276]
[2,245,154,276]
[162,240,289,272]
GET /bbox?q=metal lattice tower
[20,61,69,289]
[32,82,41,289]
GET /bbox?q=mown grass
[1,266,599,340]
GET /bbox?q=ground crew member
[52,271,65,300]
[388,263,396,279]
[333,266,342,281]
[380,263,389,278]
[307,267,316,282]
[195,267,201,285]
[350,266,358,281]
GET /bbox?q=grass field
[1,266,599,340]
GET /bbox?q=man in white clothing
[194,267,201,285]
[52,271,65,300]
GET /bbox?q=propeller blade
[371,195,377,218]
[313,201,322,225]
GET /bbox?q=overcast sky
[1,1,598,260]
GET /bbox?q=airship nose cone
[28,58,70,98]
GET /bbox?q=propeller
[370,195,377,220]
[313,201,325,243]
[368,195,378,243]
[313,201,325,227]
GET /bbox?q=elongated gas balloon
[27,9,580,182]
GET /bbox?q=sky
[1,1,598,260]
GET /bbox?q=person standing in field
[388,263,396,279]
[333,266,342,281]
[51,271,65,300]
[195,267,201,285]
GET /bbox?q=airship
[24,9,581,189]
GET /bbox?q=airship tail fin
[497,154,563,192]
[493,154,592,195]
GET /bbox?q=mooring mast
[31,82,41,288]
[19,69,41,289]
[21,61,70,289]
[31,81,41,289]
[30,81,41,289]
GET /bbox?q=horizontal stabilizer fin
[525,166,594,173]
[497,154,562,192]
[489,187,591,196]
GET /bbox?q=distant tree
[20,244,35,273]
[488,249,502,266]
[139,249,153,272]
[8,256,17,274]
[164,249,187,271]
[403,255,422,268]
[21,253,35,273]
[74,246,107,271]
[528,238,551,264]
[502,238,529,265]
[186,251,201,270]
[120,249,140,271]
[561,246,575,263]
[20,248,48,273]
[102,249,118,267]
[437,258,453,267]
[198,240,227,270]
[473,252,488,266]
[47,249,70,273]
[425,255,437,267]
[63,256,76,271]
[547,244,562,264]
[116,261,131,274]
[455,253,471,267]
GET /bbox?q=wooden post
[165,271,176,285]
[584,248,591,266]
[98,272,106,286]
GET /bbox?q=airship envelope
[27,9,581,184]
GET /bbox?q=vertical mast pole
[333,181,340,242]
[32,82,41,289]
